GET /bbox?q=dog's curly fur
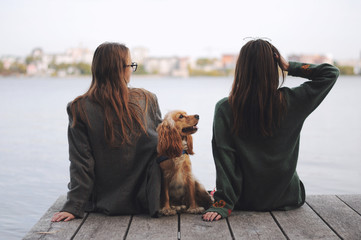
[157,110,213,216]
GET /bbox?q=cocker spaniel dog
[157,110,212,216]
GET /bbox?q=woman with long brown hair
[52,42,162,222]
[203,39,339,221]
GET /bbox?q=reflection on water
[0,76,360,239]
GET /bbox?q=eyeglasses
[124,62,138,72]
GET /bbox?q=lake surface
[0,75,360,239]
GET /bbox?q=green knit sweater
[206,62,339,218]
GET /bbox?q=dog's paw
[186,206,205,214]
[173,205,187,213]
[159,207,177,216]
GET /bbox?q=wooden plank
[229,211,286,240]
[307,195,361,239]
[337,194,361,215]
[23,195,84,240]
[181,214,232,240]
[126,214,178,239]
[272,204,339,239]
[25,194,361,239]
[73,213,130,240]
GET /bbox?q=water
[0,75,360,239]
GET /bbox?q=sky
[1,0,360,60]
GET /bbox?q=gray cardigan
[61,89,162,218]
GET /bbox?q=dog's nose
[194,114,199,119]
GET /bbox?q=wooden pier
[24,195,361,239]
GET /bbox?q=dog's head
[157,110,199,158]
[164,110,199,136]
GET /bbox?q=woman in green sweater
[203,39,339,221]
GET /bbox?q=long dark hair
[229,39,287,137]
[71,42,151,146]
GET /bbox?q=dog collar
[156,150,188,164]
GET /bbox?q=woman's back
[206,61,339,219]
[65,88,162,216]
[52,43,163,223]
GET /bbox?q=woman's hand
[274,53,289,71]
[51,212,75,222]
[280,55,289,71]
[202,212,222,222]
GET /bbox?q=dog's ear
[186,135,194,155]
[157,121,183,158]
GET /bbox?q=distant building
[171,57,190,77]
[144,57,189,77]
[288,54,333,64]
[335,59,361,75]
[23,46,93,76]
[26,48,53,76]
[191,58,223,71]
[0,56,18,69]
[54,47,93,65]
[222,54,238,69]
